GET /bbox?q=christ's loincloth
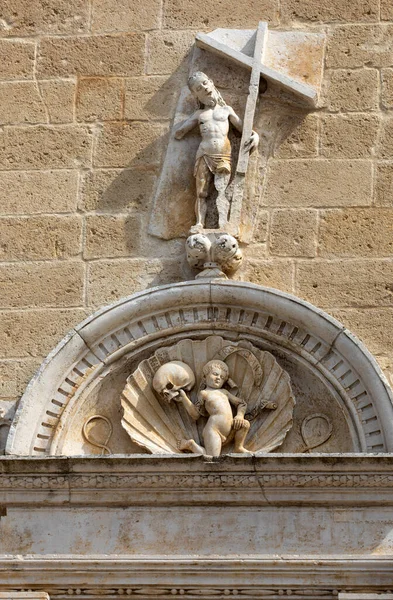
[194,153,231,177]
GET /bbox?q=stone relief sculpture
[175,71,259,232]
[121,336,296,456]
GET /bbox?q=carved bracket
[186,232,242,278]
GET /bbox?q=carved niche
[121,336,295,456]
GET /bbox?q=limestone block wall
[1,0,393,448]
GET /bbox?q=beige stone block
[0,82,46,125]
[146,31,196,75]
[382,68,393,109]
[275,115,318,159]
[0,359,41,397]
[79,168,156,212]
[0,125,92,169]
[0,261,84,309]
[0,170,78,214]
[124,76,179,121]
[84,215,140,259]
[252,210,268,244]
[87,258,183,307]
[381,0,393,20]
[37,34,145,78]
[281,0,378,22]
[239,259,294,293]
[375,163,393,207]
[0,216,82,260]
[39,80,76,124]
[270,209,317,257]
[323,69,379,112]
[297,259,393,308]
[0,308,86,358]
[319,209,393,257]
[326,25,393,68]
[0,40,35,80]
[320,114,379,158]
[94,122,167,168]
[0,0,89,36]
[264,160,372,207]
[92,0,160,32]
[76,78,123,122]
[164,0,278,28]
[378,117,393,159]
[329,308,393,355]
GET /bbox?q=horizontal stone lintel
[0,454,393,506]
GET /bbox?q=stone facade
[1,1,393,447]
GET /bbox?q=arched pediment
[6,281,393,456]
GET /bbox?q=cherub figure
[174,72,259,232]
[175,359,251,457]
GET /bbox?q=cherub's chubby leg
[178,438,206,454]
[192,159,211,231]
[203,423,224,457]
[214,172,231,229]
[233,419,252,455]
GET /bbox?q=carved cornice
[1,455,393,506]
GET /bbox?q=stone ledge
[1,454,393,506]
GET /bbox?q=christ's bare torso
[197,106,232,157]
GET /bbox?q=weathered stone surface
[320,114,379,158]
[319,209,393,257]
[76,77,123,122]
[382,68,393,109]
[79,168,156,212]
[323,69,379,112]
[38,34,145,78]
[252,210,268,244]
[0,262,84,309]
[92,0,160,32]
[264,160,372,207]
[0,359,41,398]
[297,259,393,308]
[0,170,78,214]
[0,40,35,80]
[0,125,92,169]
[0,83,46,125]
[125,76,180,121]
[238,259,294,293]
[84,215,140,259]
[146,31,196,75]
[270,209,317,257]
[0,309,86,358]
[330,308,393,355]
[87,258,183,306]
[0,216,82,260]
[281,0,378,22]
[164,0,278,29]
[381,0,393,20]
[39,80,76,123]
[0,0,89,36]
[375,163,393,207]
[326,25,393,68]
[275,114,318,158]
[94,122,167,168]
[378,117,393,158]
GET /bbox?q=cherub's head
[188,72,226,109]
[202,360,229,389]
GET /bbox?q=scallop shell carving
[121,336,296,454]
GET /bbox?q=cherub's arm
[226,391,248,431]
[228,106,259,152]
[175,388,201,420]
[174,111,200,139]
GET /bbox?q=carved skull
[152,361,196,402]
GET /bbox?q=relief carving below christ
[121,336,296,457]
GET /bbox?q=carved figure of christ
[175,72,259,232]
